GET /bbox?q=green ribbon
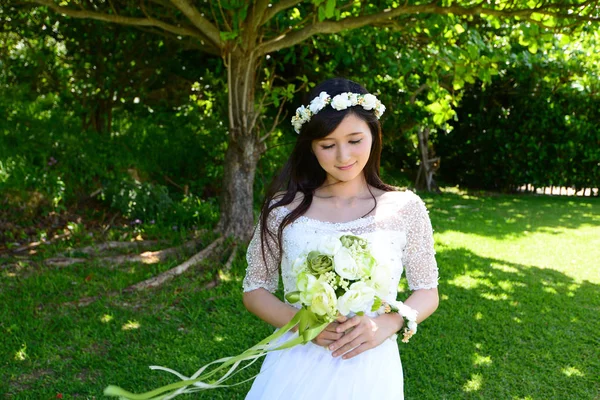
[104,308,330,400]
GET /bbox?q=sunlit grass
[1,191,598,398]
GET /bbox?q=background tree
[9,0,600,240]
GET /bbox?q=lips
[336,162,356,170]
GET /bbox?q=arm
[243,288,298,329]
[376,287,439,333]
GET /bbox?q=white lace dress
[242,190,439,400]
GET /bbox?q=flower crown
[291,91,386,134]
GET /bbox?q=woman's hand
[328,313,403,360]
[311,315,348,347]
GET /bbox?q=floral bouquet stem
[104,308,330,400]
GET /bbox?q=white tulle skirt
[245,330,404,400]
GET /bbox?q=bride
[243,78,439,399]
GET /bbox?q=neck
[316,174,371,200]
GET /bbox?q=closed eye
[320,139,362,150]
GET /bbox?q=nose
[336,144,351,164]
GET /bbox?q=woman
[242,78,439,399]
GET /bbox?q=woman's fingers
[336,314,348,323]
[319,330,344,341]
[340,343,371,360]
[324,322,340,332]
[331,336,364,358]
[329,322,361,351]
[335,316,360,333]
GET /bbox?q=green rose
[340,235,369,254]
[306,251,334,275]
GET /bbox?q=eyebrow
[318,132,365,141]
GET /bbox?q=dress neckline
[279,206,377,228]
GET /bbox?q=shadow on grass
[402,246,600,399]
[420,191,600,239]
[2,229,599,399]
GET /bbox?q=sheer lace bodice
[243,190,438,301]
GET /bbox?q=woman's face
[311,113,373,184]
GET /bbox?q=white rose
[297,271,318,305]
[375,102,386,117]
[291,255,308,277]
[309,279,338,317]
[317,235,343,256]
[309,91,330,114]
[337,281,376,316]
[368,263,392,298]
[355,252,376,279]
[348,93,359,106]
[330,93,352,110]
[299,105,312,122]
[361,93,378,110]
[393,301,419,323]
[333,248,361,280]
[293,120,303,133]
[407,320,418,333]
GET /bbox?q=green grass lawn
[2,190,599,399]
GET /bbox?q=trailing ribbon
[104,308,330,400]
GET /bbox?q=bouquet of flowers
[104,234,417,400]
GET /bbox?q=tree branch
[260,0,299,26]
[257,1,600,55]
[27,0,221,54]
[168,0,222,48]
[250,0,271,31]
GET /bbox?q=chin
[328,170,363,183]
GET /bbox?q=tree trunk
[216,50,263,241]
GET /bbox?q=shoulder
[272,191,304,212]
[379,188,420,202]
[385,189,428,214]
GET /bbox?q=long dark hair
[258,78,396,268]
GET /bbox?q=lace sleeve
[401,193,439,291]
[242,207,282,293]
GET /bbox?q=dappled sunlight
[472,353,493,367]
[462,373,483,392]
[140,251,161,264]
[428,191,600,242]
[562,366,584,377]
[423,245,599,397]
[14,344,27,361]
[479,292,509,301]
[100,314,114,323]
[542,286,558,295]
[121,320,141,330]
[447,274,492,290]
[489,262,522,275]
[217,271,232,282]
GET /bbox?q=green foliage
[436,36,600,191]
[102,178,219,228]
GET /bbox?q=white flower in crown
[292,105,313,133]
[375,102,386,118]
[330,93,353,110]
[299,105,312,121]
[291,91,386,134]
[309,91,330,114]
[361,93,378,110]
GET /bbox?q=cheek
[356,140,372,157]
[314,149,333,166]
